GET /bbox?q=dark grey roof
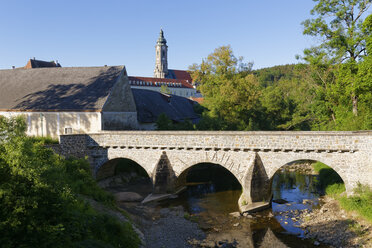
[0,66,199,124]
[132,88,199,123]
[0,66,123,111]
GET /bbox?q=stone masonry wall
[60,131,372,208]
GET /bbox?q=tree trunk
[352,95,358,116]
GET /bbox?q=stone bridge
[59,131,372,212]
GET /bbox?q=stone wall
[60,131,372,211]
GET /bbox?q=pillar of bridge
[153,151,177,194]
[238,153,272,213]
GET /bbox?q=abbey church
[0,30,199,138]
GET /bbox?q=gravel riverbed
[298,196,372,247]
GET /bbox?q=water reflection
[272,170,321,236]
[160,166,328,247]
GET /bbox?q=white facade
[130,85,197,98]
[0,111,102,138]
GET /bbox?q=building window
[64,127,72,134]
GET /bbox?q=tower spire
[154,29,168,78]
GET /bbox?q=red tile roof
[190,97,204,104]
[170,69,193,82]
[128,76,194,89]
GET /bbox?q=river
[158,166,329,247]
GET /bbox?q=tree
[160,85,171,94]
[302,0,372,116]
[0,116,140,248]
[189,46,261,130]
[155,113,173,130]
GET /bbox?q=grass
[184,213,199,222]
[313,162,345,193]
[312,162,372,224]
[32,136,59,144]
[346,219,368,236]
[339,184,372,223]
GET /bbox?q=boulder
[229,212,241,218]
[114,192,143,202]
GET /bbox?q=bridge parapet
[61,131,372,153]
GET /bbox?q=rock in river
[115,192,143,202]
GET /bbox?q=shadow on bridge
[95,158,153,197]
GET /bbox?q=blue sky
[0,0,318,76]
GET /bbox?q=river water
[160,168,329,247]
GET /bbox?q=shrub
[0,116,140,248]
[339,184,372,223]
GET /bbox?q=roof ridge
[0,65,124,71]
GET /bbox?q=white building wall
[0,111,102,138]
[130,85,197,98]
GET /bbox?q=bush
[312,161,372,223]
[32,136,59,144]
[0,116,140,248]
[339,184,372,223]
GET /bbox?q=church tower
[154,29,168,78]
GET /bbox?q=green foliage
[325,183,346,196]
[302,0,371,63]
[160,85,171,94]
[155,113,195,130]
[183,213,198,222]
[156,113,173,130]
[189,46,262,130]
[62,158,115,205]
[312,161,345,196]
[339,184,372,223]
[302,0,372,119]
[32,136,59,145]
[311,162,372,223]
[253,64,298,88]
[311,162,372,224]
[0,116,140,248]
[0,115,27,141]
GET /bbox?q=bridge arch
[170,151,249,186]
[257,152,353,194]
[269,154,351,191]
[96,157,151,183]
[269,158,345,194]
[95,152,155,181]
[176,162,242,191]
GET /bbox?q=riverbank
[119,202,205,248]
[299,196,372,247]
[105,161,372,247]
